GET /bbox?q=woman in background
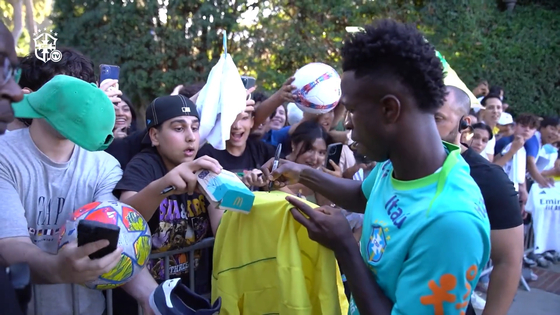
[113,94,137,138]
[279,121,341,205]
[468,123,493,154]
[267,105,287,130]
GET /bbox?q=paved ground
[508,288,560,315]
[477,263,560,315]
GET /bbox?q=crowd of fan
[0,18,559,315]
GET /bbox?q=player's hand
[242,169,267,188]
[321,160,342,178]
[287,196,354,253]
[99,79,122,104]
[56,240,123,284]
[261,158,309,188]
[161,156,222,195]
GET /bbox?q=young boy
[113,95,223,313]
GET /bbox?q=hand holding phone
[241,76,256,100]
[78,220,120,260]
[326,143,343,171]
[54,222,123,284]
[98,65,122,104]
[99,64,120,92]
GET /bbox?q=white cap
[287,102,303,126]
[498,112,514,125]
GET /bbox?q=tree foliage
[1,0,53,55]
[51,0,250,115]
[414,0,560,116]
[47,0,560,117]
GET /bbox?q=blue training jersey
[349,142,491,315]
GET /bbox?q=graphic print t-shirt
[525,183,560,254]
[0,128,122,315]
[114,148,212,290]
[349,142,491,315]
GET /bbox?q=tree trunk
[37,0,54,31]
[9,0,24,42]
[24,0,36,53]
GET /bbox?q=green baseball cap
[11,75,115,151]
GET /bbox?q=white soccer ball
[291,62,341,115]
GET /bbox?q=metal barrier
[473,213,536,294]
[520,220,535,292]
[480,216,535,293]
[30,237,215,315]
[26,215,540,314]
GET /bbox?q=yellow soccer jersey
[212,191,348,315]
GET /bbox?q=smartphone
[241,76,256,100]
[326,143,343,171]
[241,76,256,89]
[99,64,120,90]
[77,220,120,260]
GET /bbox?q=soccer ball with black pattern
[58,201,152,290]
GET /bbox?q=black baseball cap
[142,95,199,144]
[146,95,199,128]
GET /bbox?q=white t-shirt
[500,142,526,191]
[526,184,560,254]
[482,136,496,161]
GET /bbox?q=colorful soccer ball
[291,62,341,114]
[58,201,152,290]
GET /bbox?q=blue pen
[269,143,282,191]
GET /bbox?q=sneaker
[523,255,537,267]
[530,270,539,281]
[149,278,221,315]
[543,251,560,264]
[522,268,539,281]
[537,256,550,268]
[470,292,486,311]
